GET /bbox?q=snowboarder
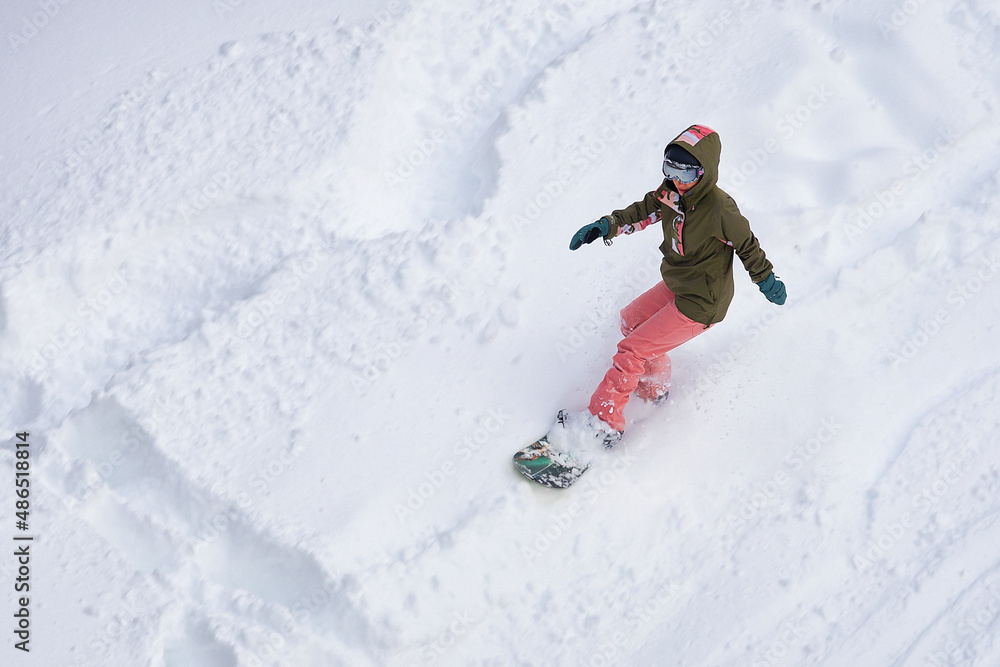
[563,124,786,446]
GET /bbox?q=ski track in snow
[2,0,1000,665]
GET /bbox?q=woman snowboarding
[564,124,786,446]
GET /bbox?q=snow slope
[3,0,1000,665]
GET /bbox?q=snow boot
[635,380,670,406]
[555,409,623,449]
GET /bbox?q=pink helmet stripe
[674,124,715,147]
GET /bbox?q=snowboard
[512,437,591,489]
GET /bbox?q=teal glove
[570,217,611,250]
[758,273,787,305]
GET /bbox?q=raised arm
[570,181,668,250]
[607,180,670,238]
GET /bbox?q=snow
[2,0,1000,664]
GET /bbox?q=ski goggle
[662,157,703,184]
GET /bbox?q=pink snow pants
[589,282,709,431]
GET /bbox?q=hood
[665,124,721,205]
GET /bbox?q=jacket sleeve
[721,197,774,283]
[606,180,668,238]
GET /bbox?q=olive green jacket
[606,126,774,325]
